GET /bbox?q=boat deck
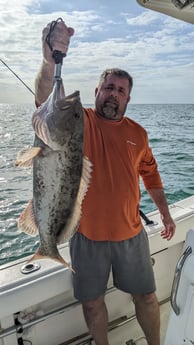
[59,300,171,344]
[0,196,194,345]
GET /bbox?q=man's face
[95,74,131,121]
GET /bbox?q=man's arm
[147,188,176,240]
[35,60,55,106]
[35,21,74,106]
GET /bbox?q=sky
[0,0,194,104]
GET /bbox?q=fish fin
[15,147,42,167]
[77,155,93,205]
[32,108,51,147]
[58,155,93,243]
[27,249,75,273]
[59,199,81,242]
[18,199,38,236]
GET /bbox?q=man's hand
[160,214,176,240]
[35,21,74,106]
[147,188,176,241]
[42,21,74,64]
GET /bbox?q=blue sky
[0,0,194,104]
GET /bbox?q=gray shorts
[69,229,156,301]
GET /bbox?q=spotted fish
[15,80,92,271]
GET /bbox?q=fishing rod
[0,58,35,96]
[1,18,65,98]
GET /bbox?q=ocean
[0,103,194,266]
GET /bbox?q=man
[35,20,176,345]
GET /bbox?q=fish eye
[74,113,80,119]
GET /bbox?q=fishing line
[0,58,35,95]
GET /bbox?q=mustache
[104,97,119,106]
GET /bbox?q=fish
[15,80,92,272]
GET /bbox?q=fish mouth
[60,104,71,110]
[55,90,81,110]
[65,90,80,101]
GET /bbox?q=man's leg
[132,292,160,345]
[82,295,109,345]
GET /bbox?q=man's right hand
[42,20,74,64]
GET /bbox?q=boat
[0,195,194,345]
[0,1,194,344]
[136,0,194,24]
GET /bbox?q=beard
[101,101,119,119]
[95,94,129,121]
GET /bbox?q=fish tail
[27,249,75,273]
[55,255,76,274]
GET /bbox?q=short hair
[98,68,133,92]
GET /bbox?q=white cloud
[0,0,193,104]
[125,10,161,26]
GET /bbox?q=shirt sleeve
[139,133,163,190]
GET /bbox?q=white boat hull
[165,228,194,345]
[136,0,194,24]
[0,196,194,344]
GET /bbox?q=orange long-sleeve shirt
[78,108,163,241]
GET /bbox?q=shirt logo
[126,140,136,145]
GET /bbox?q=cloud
[124,10,161,26]
[0,0,193,104]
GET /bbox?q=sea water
[0,103,194,265]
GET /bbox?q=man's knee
[132,292,158,305]
[82,295,105,313]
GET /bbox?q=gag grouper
[15,76,92,272]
